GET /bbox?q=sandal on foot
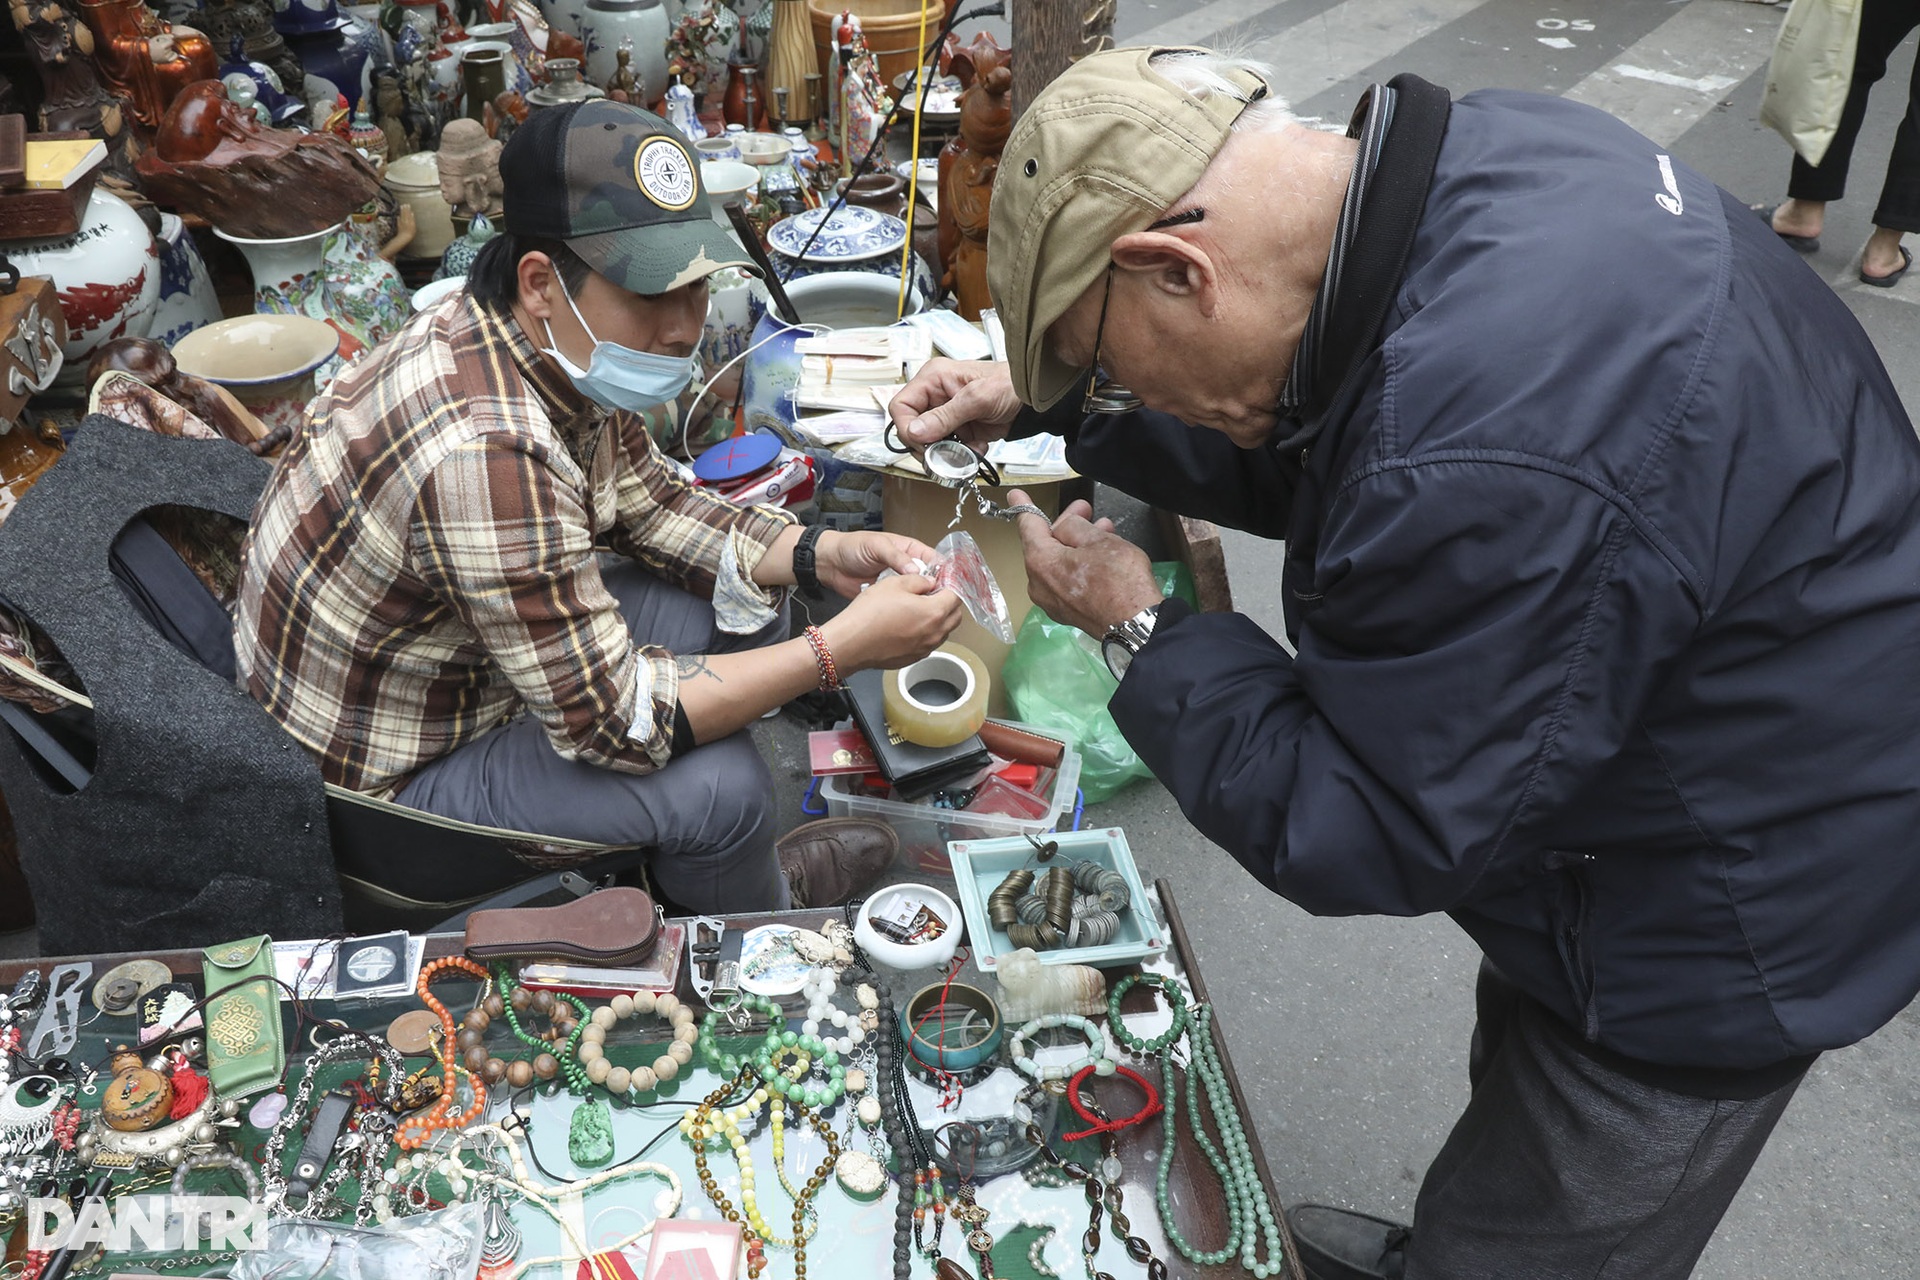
[1860,245,1912,288]
[1752,202,1819,253]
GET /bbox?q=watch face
[1101,635,1133,682]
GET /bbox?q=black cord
[509,1077,759,1182]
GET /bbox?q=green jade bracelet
[1108,972,1288,1278]
[697,994,849,1109]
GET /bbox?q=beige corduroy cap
[987,47,1270,410]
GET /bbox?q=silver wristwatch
[1101,605,1161,681]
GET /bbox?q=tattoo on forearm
[676,653,724,684]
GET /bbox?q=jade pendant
[567,1096,615,1168]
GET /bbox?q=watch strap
[791,524,825,598]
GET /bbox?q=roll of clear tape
[882,642,990,747]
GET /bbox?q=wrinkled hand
[890,359,1023,451]
[1011,489,1160,637]
[821,573,966,672]
[815,530,942,599]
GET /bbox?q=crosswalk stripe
[1124,0,1299,50]
[1563,0,1781,147]
[1237,0,1487,111]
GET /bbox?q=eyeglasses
[1078,208,1206,416]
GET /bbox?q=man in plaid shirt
[234,102,962,912]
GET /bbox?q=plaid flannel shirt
[233,292,794,798]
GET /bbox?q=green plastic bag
[1002,562,1196,803]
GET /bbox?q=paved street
[1088,3,1920,1276]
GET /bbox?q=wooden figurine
[937,31,1010,320]
[7,0,134,179]
[73,0,217,133]
[134,79,383,237]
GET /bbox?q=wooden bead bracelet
[576,988,700,1096]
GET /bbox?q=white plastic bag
[1760,0,1864,167]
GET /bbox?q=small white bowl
[411,276,466,312]
[852,883,964,971]
[170,314,339,387]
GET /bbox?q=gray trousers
[1404,962,1806,1279]
[396,560,791,914]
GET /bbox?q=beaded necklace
[1107,975,1288,1278]
[398,956,492,1150]
[685,1066,842,1278]
[1021,1116,1169,1280]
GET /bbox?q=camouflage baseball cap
[988,47,1268,410]
[499,99,758,294]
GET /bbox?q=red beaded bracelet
[1062,1062,1163,1142]
[803,625,841,692]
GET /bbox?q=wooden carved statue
[134,79,383,236]
[86,337,275,454]
[937,31,1011,320]
[8,0,134,178]
[73,0,217,133]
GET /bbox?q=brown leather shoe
[777,818,897,909]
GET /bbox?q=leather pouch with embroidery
[201,934,285,1099]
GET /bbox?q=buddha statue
[73,0,217,132]
[435,117,503,221]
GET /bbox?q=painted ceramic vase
[212,223,338,319]
[693,135,741,163]
[148,214,223,348]
[579,0,668,102]
[765,204,935,307]
[170,314,340,438]
[322,212,412,348]
[538,0,588,39]
[739,271,922,434]
[8,189,160,388]
[664,82,704,141]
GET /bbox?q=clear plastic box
[817,730,1082,878]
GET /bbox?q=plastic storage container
[818,729,1081,877]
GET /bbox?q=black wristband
[670,701,696,758]
[792,524,826,598]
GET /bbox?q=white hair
[1147,49,1300,134]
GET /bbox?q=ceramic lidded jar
[382,150,457,260]
[579,0,668,103]
[8,188,161,389]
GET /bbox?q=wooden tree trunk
[1011,0,1115,120]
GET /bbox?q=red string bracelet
[1063,1062,1163,1142]
[803,625,841,691]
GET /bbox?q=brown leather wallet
[979,719,1067,769]
[464,888,662,967]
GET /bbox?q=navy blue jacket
[1040,85,1920,1071]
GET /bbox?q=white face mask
[540,275,698,413]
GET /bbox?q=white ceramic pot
[171,314,340,437]
[579,0,669,99]
[382,151,457,260]
[9,189,160,387]
[148,214,223,348]
[212,223,338,319]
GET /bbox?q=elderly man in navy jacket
[894,46,1920,1280]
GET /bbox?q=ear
[516,251,555,323]
[1109,230,1218,312]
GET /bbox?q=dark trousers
[1787,0,1920,232]
[1403,964,1806,1279]
[397,560,791,914]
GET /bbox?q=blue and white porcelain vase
[149,214,223,348]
